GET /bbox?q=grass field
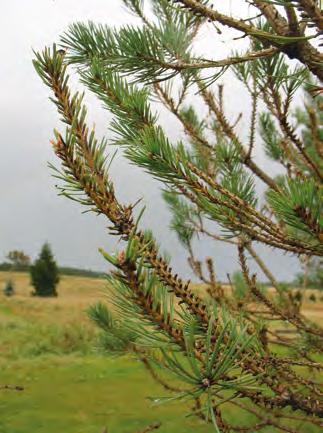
[0,272,322,433]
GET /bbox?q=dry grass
[0,271,107,326]
[0,271,109,359]
[1,271,322,326]
[193,281,323,326]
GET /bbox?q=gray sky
[0,0,301,280]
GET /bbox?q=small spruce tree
[30,243,59,297]
[33,1,323,431]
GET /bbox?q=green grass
[0,272,322,433]
[0,319,96,359]
[0,355,214,433]
[1,354,320,433]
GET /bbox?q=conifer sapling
[30,243,59,297]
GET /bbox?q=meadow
[0,272,322,433]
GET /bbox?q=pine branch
[171,0,323,80]
[33,45,210,326]
[34,3,323,429]
[127,46,279,76]
[153,82,213,150]
[238,243,323,339]
[72,44,322,254]
[198,84,281,192]
[186,162,322,255]
[246,71,258,159]
[113,256,187,350]
[252,0,290,34]
[297,0,323,31]
[81,64,320,255]
[269,85,323,180]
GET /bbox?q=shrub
[309,293,317,302]
[3,280,15,297]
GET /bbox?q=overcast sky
[0,0,301,280]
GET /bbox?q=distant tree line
[0,247,104,278]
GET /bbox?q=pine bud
[117,250,126,265]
